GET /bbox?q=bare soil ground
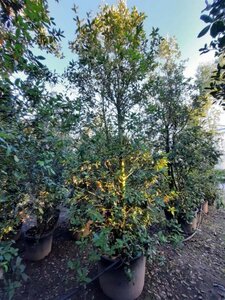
[14,206,225,300]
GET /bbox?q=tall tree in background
[195,62,217,95]
[146,37,192,192]
[195,62,221,129]
[146,37,220,219]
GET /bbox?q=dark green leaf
[210,21,225,38]
[200,15,213,23]
[37,56,46,60]
[198,25,210,38]
[218,36,225,48]
[15,78,20,86]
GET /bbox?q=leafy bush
[0,241,28,300]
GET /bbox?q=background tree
[195,62,222,130]
[146,38,192,193]
[195,62,217,95]
[145,37,220,220]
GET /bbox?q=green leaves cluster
[0,1,74,294]
[0,241,27,300]
[146,37,220,221]
[66,1,166,282]
[198,0,225,103]
[0,0,77,239]
[63,2,222,285]
[0,0,222,290]
[0,0,64,76]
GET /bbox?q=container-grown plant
[23,192,61,261]
[17,103,70,261]
[14,61,78,260]
[66,2,163,298]
[203,170,220,209]
[162,184,201,235]
[69,135,167,299]
[144,37,220,235]
[20,130,68,261]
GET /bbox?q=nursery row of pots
[180,200,208,235]
[164,200,209,234]
[7,200,209,300]
[13,200,208,262]
[0,2,221,300]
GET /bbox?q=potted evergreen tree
[69,132,166,299]
[17,73,75,261]
[66,2,164,298]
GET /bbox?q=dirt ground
[13,205,225,300]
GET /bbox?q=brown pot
[181,211,198,235]
[98,255,146,300]
[202,201,209,214]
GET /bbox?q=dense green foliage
[66,3,166,278]
[199,0,225,104]
[0,242,27,300]
[0,0,67,296]
[0,0,222,294]
[145,38,220,221]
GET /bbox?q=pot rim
[101,251,143,264]
[24,225,55,240]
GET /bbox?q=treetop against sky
[33,0,214,78]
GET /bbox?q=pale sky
[36,0,215,78]
[43,0,224,125]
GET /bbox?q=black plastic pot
[24,210,59,261]
[98,255,146,300]
[24,227,54,261]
